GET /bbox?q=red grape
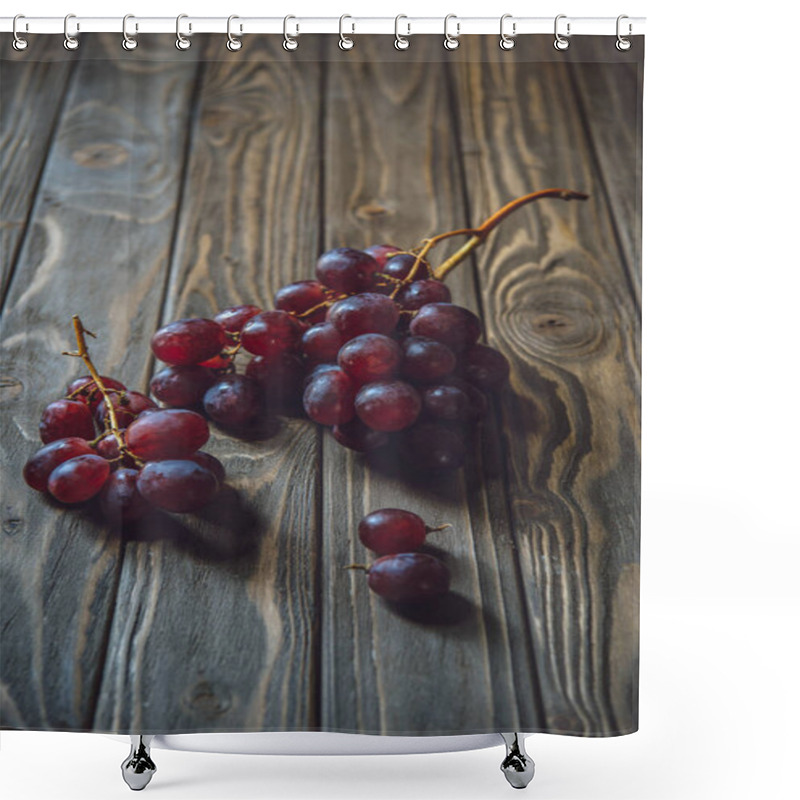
[240,310,304,359]
[150,365,215,408]
[100,468,149,523]
[359,508,428,555]
[125,409,209,461]
[366,552,450,603]
[463,344,511,392]
[303,362,340,389]
[136,460,218,513]
[355,380,421,432]
[203,374,262,426]
[328,293,400,340]
[94,433,137,467]
[443,376,488,420]
[47,454,110,504]
[382,254,430,284]
[409,303,481,352]
[66,375,127,410]
[365,244,401,268]
[302,368,356,426]
[95,391,157,429]
[421,384,471,421]
[213,304,262,334]
[316,247,379,294]
[23,437,95,492]
[275,280,328,324]
[188,451,226,485]
[401,336,456,383]
[397,279,452,310]
[338,334,402,385]
[331,418,389,452]
[151,318,227,366]
[404,423,466,471]
[301,322,343,364]
[39,399,95,444]
[245,353,305,408]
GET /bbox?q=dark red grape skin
[396,279,452,310]
[23,437,95,492]
[95,391,157,429]
[359,509,428,555]
[409,303,481,353]
[39,399,95,444]
[100,468,149,523]
[316,247,380,294]
[366,553,450,603]
[213,304,262,334]
[331,418,389,453]
[240,310,304,360]
[355,380,421,432]
[301,323,343,364]
[136,460,218,513]
[150,365,216,408]
[47,454,111,504]
[188,451,225,485]
[338,334,402,385]
[365,244,401,268]
[400,336,457,383]
[381,254,430,284]
[274,281,328,324]
[151,318,227,366]
[198,352,235,371]
[404,423,467,471]
[302,368,356,426]
[203,374,262,426]
[303,362,340,389]
[125,409,209,461]
[421,385,471,421]
[245,353,305,409]
[462,344,511,392]
[94,433,137,468]
[443,376,488,420]
[66,375,127,410]
[328,293,400,340]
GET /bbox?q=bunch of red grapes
[147,244,510,471]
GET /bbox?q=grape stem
[425,523,452,533]
[62,315,143,466]
[432,188,589,281]
[344,564,370,572]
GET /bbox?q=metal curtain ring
[444,14,460,51]
[12,14,28,51]
[122,15,138,51]
[554,14,570,51]
[63,14,79,51]
[500,14,516,50]
[227,15,242,51]
[616,15,632,51]
[283,15,298,51]
[339,14,354,50]
[394,15,410,50]
[176,14,191,50]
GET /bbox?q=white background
[2,1,799,799]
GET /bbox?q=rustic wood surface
[0,35,641,735]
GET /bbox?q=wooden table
[1,34,642,736]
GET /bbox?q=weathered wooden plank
[0,35,199,730]
[0,40,76,298]
[92,37,325,732]
[451,39,641,734]
[320,37,540,734]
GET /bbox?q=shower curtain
[0,30,643,738]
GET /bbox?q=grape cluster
[148,245,510,471]
[23,373,225,521]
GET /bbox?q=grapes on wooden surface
[23,437,95,492]
[462,343,511,392]
[404,422,467,471]
[303,368,356,426]
[240,310,305,360]
[364,552,451,603]
[100,468,149,523]
[274,280,328,324]
[400,336,456,383]
[316,247,380,294]
[125,409,209,461]
[355,380,421,432]
[327,293,400,340]
[47,454,111,504]
[396,278,451,310]
[203,374,262,427]
[338,333,402,385]
[301,322,343,365]
[151,318,227,366]
[331,418,389,453]
[409,303,481,352]
[150,365,216,408]
[358,508,430,555]
[67,375,127,410]
[214,304,262,334]
[95,390,157,429]
[136,459,218,513]
[39,399,95,444]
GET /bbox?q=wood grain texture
[451,39,641,734]
[0,35,199,731]
[92,37,325,733]
[0,40,77,297]
[319,37,540,735]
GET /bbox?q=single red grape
[404,423,466,471]
[47,454,110,504]
[358,508,428,555]
[100,468,149,523]
[240,310,304,359]
[331,418,390,452]
[409,303,481,352]
[366,552,450,603]
[125,409,209,461]
[421,384,471,421]
[151,318,227,366]
[302,368,356,426]
[203,374,262,426]
[355,380,421,432]
[462,344,511,392]
[328,293,400,340]
[365,244,401,268]
[382,253,430,285]
[303,362,340,389]
[136,460,218,513]
[213,304,262,334]
[188,451,226,485]
[275,280,328,324]
[400,336,457,383]
[245,353,305,408]
[66,375,127,410]
[39,399,95,444]
[95,391,157,429]
[443,376,489,420]
[23,437,95,492]
[316,247,380,294]
[396,278,452,310]
[150,365,215,408]
[338,333,402,385]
